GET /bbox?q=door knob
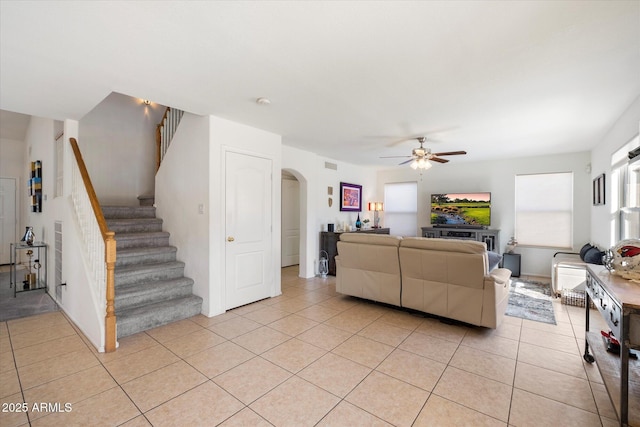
[227,236,235,242]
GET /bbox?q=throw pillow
[488,251,502,271]
[584,247,604,265]
[579,243,594,261]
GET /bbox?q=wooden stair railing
[69,137,117,352]
[156,107,185,171]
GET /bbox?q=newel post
[104,231,117,352]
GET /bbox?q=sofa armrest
[488,267,512,285]
[481,267,512,328]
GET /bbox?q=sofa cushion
[336,233,402,306]
[399,246,486,290]
[401,237,486,254]
[339,233,402,246]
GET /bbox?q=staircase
[103,204,202,338]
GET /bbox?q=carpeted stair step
[114,231,170,249]
[102,205,157,219]
[115,261,186,287]
[106,218,163,233]
[114,277,195,311]
[137,195,155,206]
[115,246,177,267]
[100,201,203,339]
[116,295,203,338]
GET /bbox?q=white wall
[21,117,55,251]
[377,151,592,277]
[78,92,165,205]
[590,95,640,248]
[282,146,318,278]
[207,115,283,315]
[155,113,211,315]
[282,145,378,278]
[0,136,26,245]
[21,117,105,349]
[0,137,25,179]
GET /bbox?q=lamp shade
[368,202,384,211]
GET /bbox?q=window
[384,182,417,236]
[515,172,573,248]
[611,135,640,243]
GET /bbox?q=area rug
[0,270,60,322]
[505,279,556,325]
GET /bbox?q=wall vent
[324,161,338,170]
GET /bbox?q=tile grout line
[2,268,619,426]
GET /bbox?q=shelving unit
[421,227,500,252]
[10,242,48,297]
[584,265,640,426]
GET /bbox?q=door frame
[0,177,18,265]
[220,146,280,311]
[281,168,310,278]
[281,174,300,267]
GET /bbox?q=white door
[281,177,300,267]
[0,178,17,265]
[225,151,273,309]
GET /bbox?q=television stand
[432,224,486,230]
[421,226,500,252]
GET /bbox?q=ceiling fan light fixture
[410,158,432,170]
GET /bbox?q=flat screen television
[430,192,491,227]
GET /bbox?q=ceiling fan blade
[380,155,412,159]
[431,157,449,163]
[433,151,467,156]
[386,126,460,147]
[387,137,418,147]
[398,159,414,165]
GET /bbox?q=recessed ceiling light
[256,97,271,105]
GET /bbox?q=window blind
[384,182,418,236]
[515,172,573,248]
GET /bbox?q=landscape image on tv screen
[430,192,491,226]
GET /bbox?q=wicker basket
[561,289,596,309]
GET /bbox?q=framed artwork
[339,182,362,212]
[593,173,605,206]
[29,160,43,213]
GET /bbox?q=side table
[502,253,521,277]
[10,241,48,297]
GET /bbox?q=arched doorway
[281,168,310,278]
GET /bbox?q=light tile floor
[0,267,620,426]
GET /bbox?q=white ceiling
[1,1,638,166]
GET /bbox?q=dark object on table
[601,330,638,359]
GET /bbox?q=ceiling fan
[381,137,467,170]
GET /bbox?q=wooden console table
[584,265,640,426]
[421,227,500,252]
[320,228,390,276]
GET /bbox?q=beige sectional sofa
[334,234,403,306]
[335,234,512,328]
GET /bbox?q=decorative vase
[318,250,329,278]
[21,227,35,246]
[355,214,362,230]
